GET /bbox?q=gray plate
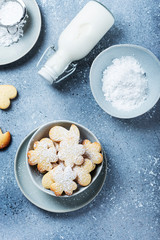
[0,0,41,65]
[14,129,107,213]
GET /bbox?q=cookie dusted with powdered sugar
[73,159,95,186]
[27,138,58,173]
[42,164,77,196]
[82,139,103,164]
[50,124,85,167]
[58,138,85,167]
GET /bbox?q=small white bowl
[26,120,105,197]
[90,44,160,119]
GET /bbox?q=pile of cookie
[27,124,103,196]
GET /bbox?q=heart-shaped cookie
[0,129,11,149]
[0,85,17,109]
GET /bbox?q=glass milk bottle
[38,1,114,84]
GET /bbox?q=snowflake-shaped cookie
[27,138,58,173]
[58,139,85,167]
[82,139,103,164]
[42,165,77,196]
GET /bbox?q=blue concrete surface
[0,0,160,239]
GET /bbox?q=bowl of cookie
[26,121,105,197]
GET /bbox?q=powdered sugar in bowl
[0,0,27,38]
[0,0,26,27]
[90,44,160,119]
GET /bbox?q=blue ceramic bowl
[90,44,160,119]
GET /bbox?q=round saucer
[14,129,107,213]
[0,0,41,65]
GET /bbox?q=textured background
[0,0,160,239]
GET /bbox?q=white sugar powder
[0,0,27,47]
[102,56,149,111]
[0,1,23,26]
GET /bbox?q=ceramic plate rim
[90,44,160,119]
[0,0,41,65]
[14,128,107,213]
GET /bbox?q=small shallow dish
[90,44,160,119]
[0,0,41,65]
[26,121,104,198]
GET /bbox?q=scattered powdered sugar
[102,56,149,111]
[0,23,23,46]
[41,0,47,4]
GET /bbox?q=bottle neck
[39,49,71,84]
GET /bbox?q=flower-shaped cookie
[0,129,11,149]
[27,138,58,173]
[74,159,95,186]
[42,165,77,196]
[58,139,85,167]
[49,124,80,143]
[0,85,17,109]
[82,140,103,164]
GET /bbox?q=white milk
[39,1,114,84]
